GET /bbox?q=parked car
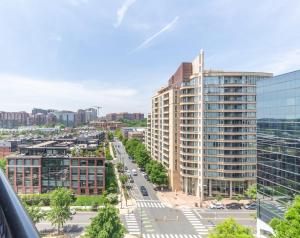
[226,203,243,209]
[244,202,257,210]
[209,202,225,209]
[70,208,76,215]
[144,174,150,181]
[129,175,134,183]
[131,169,137,176]
[125,171,131,176]
[140,186,148,196]
[124,166,128,171]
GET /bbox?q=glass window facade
[257,70,300,223]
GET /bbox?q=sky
[0,0,300,115]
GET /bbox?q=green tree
[134,143,150,169]
[0,159,6,172]
[233,194,244,203]
[119,174,128,188]
[85,205,125,238]
[146,160,168,186]
[47,188,73,234]
[208,218,254,238]
[107,132,114,141]
[114,129,123,141]
[216,195,223,202]
[245,184,257,201]
[24,204,45,224]
[116,162,123,172]
[105,147,113,160]
[270,196,300,238]
[106,163,118,194]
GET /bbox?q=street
[113,140,209,238]
[36,212,97,237]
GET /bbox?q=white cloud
[115,0,136,28]
[0,75,139,114]
[134,16,179,51]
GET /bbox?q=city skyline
[0,0,300,114]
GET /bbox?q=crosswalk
[182,209,208,236]
[137,199,166,208]
[142,234,203,238]
[124,213,140,235]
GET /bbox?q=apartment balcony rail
[0,169,39,238]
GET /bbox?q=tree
[107,132,114,141]
[116,162,123,173]
[146,160,168,186]
[0,159,6,172]
[85,205,125,238]
[105,147,112,160]
[270,196,300,238]
[119,174,128,188]
[208,218,254,238]
[216,195,223,202]
[134,143,150,168]
[233,194,244,203]
[245,184,257,201]
[47,188,74,234]
[114,129,123,141]
[24,204,45,224]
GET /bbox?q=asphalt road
[36,212,97,237]
[113,140,208,238]
[195,209,256,228]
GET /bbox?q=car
[244,202,257,210]
[140,186,148,196]
[144,174,150,181]
[226,203,243,209]
[124,166,128,171]
[131,169,137,176]
[129,175,134,183]
[140,167,145,172]
[209,202,225,209]
[125,171,131,176]
[70,208,76,215]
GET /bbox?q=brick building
[6,141,105,195]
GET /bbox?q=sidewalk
[157,190,251,209]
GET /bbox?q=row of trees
[22,188,75,233]
[123,138,168,187]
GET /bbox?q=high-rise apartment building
[257,70,300,237]
[147,51,272,200]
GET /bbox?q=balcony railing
[0,169,39,238]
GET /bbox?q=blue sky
[0,0,299,115]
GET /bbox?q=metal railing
[0,169,39,238]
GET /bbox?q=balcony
[0,169,39,238]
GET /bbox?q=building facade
[147,51,272,199]
[257,70,300,237]
[106,112,144,121]
[6,141,105,195]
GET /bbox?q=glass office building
[257,70,300,236]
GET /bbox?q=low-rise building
[6,140,105,195]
